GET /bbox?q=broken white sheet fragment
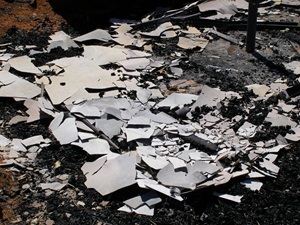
[81,156,107,178]
[95,119,124,139]
[198,0,237,15]
[40,182,66,191]
[48,31,79,51]
[181,26,201,35]
[136,110,177,124]
[0,53,14,62]
[8,55,42,75]
[49,112,64,131]
[24,99,40,122]
[73,29,112,42]
[157,163,206,189]
[49,31,71,42]
[246,84,270,97]
[119,58,150,70]
[10,138,27,152]
[0,71,41,98]
[113,33,133,46]
[0,135,10,147]
[177,37,209,50]
[156,93,198,109]
[141,155,169,170]
[70,104,101,118]
[283,61,300,74]
[8,115,28,125]
[118,204,154,216]
[83,45,150,66]
[83,45,127,65]
[260,154,280,175]
[270,82,288,93]
[72,138,111,155]
[84,154,136,196]
[137,89,151,104]
[63,88,100,105]
[282,0,300,6]
[21,135,49,147]
[51,117,78,145]
[170,66,183,76]
[240,179,263,191]
[47,39,78,52]
[188,160,221,176]
[237,122,257,138]
[139,22,176,37]
[78,132,96,141]
[45,57,116,104]
[122,128,154,142]
[114,23,132,34]
[128,116,151,126]
[265,110,297,127]
[167,156,186,169]
[119,192,161,216]
[145,183,183,201]
[213,192,243,203]
[189,85,226,113]
[285,126,300,141]
[112,32,144,46]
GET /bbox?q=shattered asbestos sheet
[132,0,285,29]
[0,70,41,99]
[1,1,300,217]
[0,133,50,168]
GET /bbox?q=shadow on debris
[251,51,296,78]
[48,0,190,32]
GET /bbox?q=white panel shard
[0,71,41,98]
[240,179,263,191]
[265,110,297,127]
[156,93,198,109]
[73,29,112,42]
[8,55,42,74]
[72,138,111,155]
[121,191,162,215]
[213,192,243,203]
[189,85,226,115]
[44,57,116,104]
[84,154,136,196]
[40,182,66,191]
[52,118,78,145]
[157,163,206,189]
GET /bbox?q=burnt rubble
[1,0,300,224]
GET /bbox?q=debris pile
[1,0,300,220]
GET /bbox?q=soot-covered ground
[1,1,300,225]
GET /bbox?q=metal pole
[246,0,259,53]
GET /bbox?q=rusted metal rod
[182,19,300,31]
[59,104,120,150]
[246,0,259,53]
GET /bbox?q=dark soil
[1,1,300,225]
[0,0,66,36]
